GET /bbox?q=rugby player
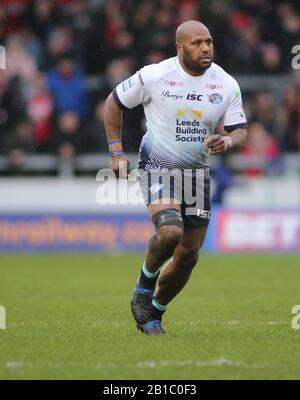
[104,20,247,335]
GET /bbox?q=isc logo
[187,93,203,101]
[0,305,6,330]
[0,46,6,70]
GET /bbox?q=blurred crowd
[0,0,300,172]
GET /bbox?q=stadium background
[0,0,299,252]
[0,0,300,381]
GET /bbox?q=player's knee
[152,208,183,231]
[152,208,183,252]
[157,225,183,251]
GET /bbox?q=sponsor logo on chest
[186,93,203,101]
[165,80,184,86]
[160,89,224,104]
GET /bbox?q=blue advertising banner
[0,213,216,252]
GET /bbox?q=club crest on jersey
[208,93,223,104]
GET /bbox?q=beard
[182,48,212,74]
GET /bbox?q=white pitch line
[4,361,117,370]
[172,320,288,326]
[137,358,268,369]
[7,320,288,329]
[3,359,268,371]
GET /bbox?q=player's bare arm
[207,128,248,155]
[104,93,129,178]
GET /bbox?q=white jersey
[114,56,247,171]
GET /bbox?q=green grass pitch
[0,253,299,380]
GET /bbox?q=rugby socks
[151,297,167,320]
[138,262,160,290]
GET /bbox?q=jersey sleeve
[224,79,247,132]
[113,64,156,110]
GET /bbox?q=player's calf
[174,247,199,273]
[154,247,199,306]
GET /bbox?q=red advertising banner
[217,210,300,251]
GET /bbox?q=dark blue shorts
[138,169,211,228]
